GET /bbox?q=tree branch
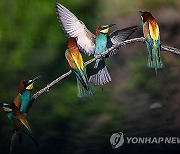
[30,37,180,102]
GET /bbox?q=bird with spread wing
[55,2,138,85]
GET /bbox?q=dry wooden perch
[30,37,180,102]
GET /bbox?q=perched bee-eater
[65,37,95,98]
[89,24,138,85]
[15,76,40,113]
[140,11,163,73]
[0,77,40,147]
[55,2,138,85]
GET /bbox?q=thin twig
[30,37,180,101]
[30,70,72,102]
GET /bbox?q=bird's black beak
[32,76,41,82]
[139,11,143,15]
[108,24,116,28]
[25,76,41,91]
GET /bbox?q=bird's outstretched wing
[107,26,138,57]
[55,2,95,55]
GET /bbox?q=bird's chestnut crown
[140,11,154,22]
[96,24,115,35]
[67,37,78,49]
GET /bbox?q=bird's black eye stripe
[25,80,33,86]
[102,26,108,30]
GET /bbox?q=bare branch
[161,45,180,54]
[31,70,72,101]
[30,37,180,102]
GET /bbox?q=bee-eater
[89,24,138,85]
[140,11,163,73]
[0,102,38,145]
[65,37,95,98]
[15,76,40,113]
[55,2,138,85]
[0,77,40,147]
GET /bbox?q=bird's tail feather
[77,78,95,98]
[23,130,39,146]
[89,59,111,85]
[147,47,163,74]
[28,133,39,146]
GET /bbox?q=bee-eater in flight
[55,2,138,85]
[65,37,95,98]
[0,77,40,150]
[140,11,163,73]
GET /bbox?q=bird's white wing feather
[56,2,95,55]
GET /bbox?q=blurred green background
[0,0,179,153]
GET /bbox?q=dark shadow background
[0,0,179,153]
